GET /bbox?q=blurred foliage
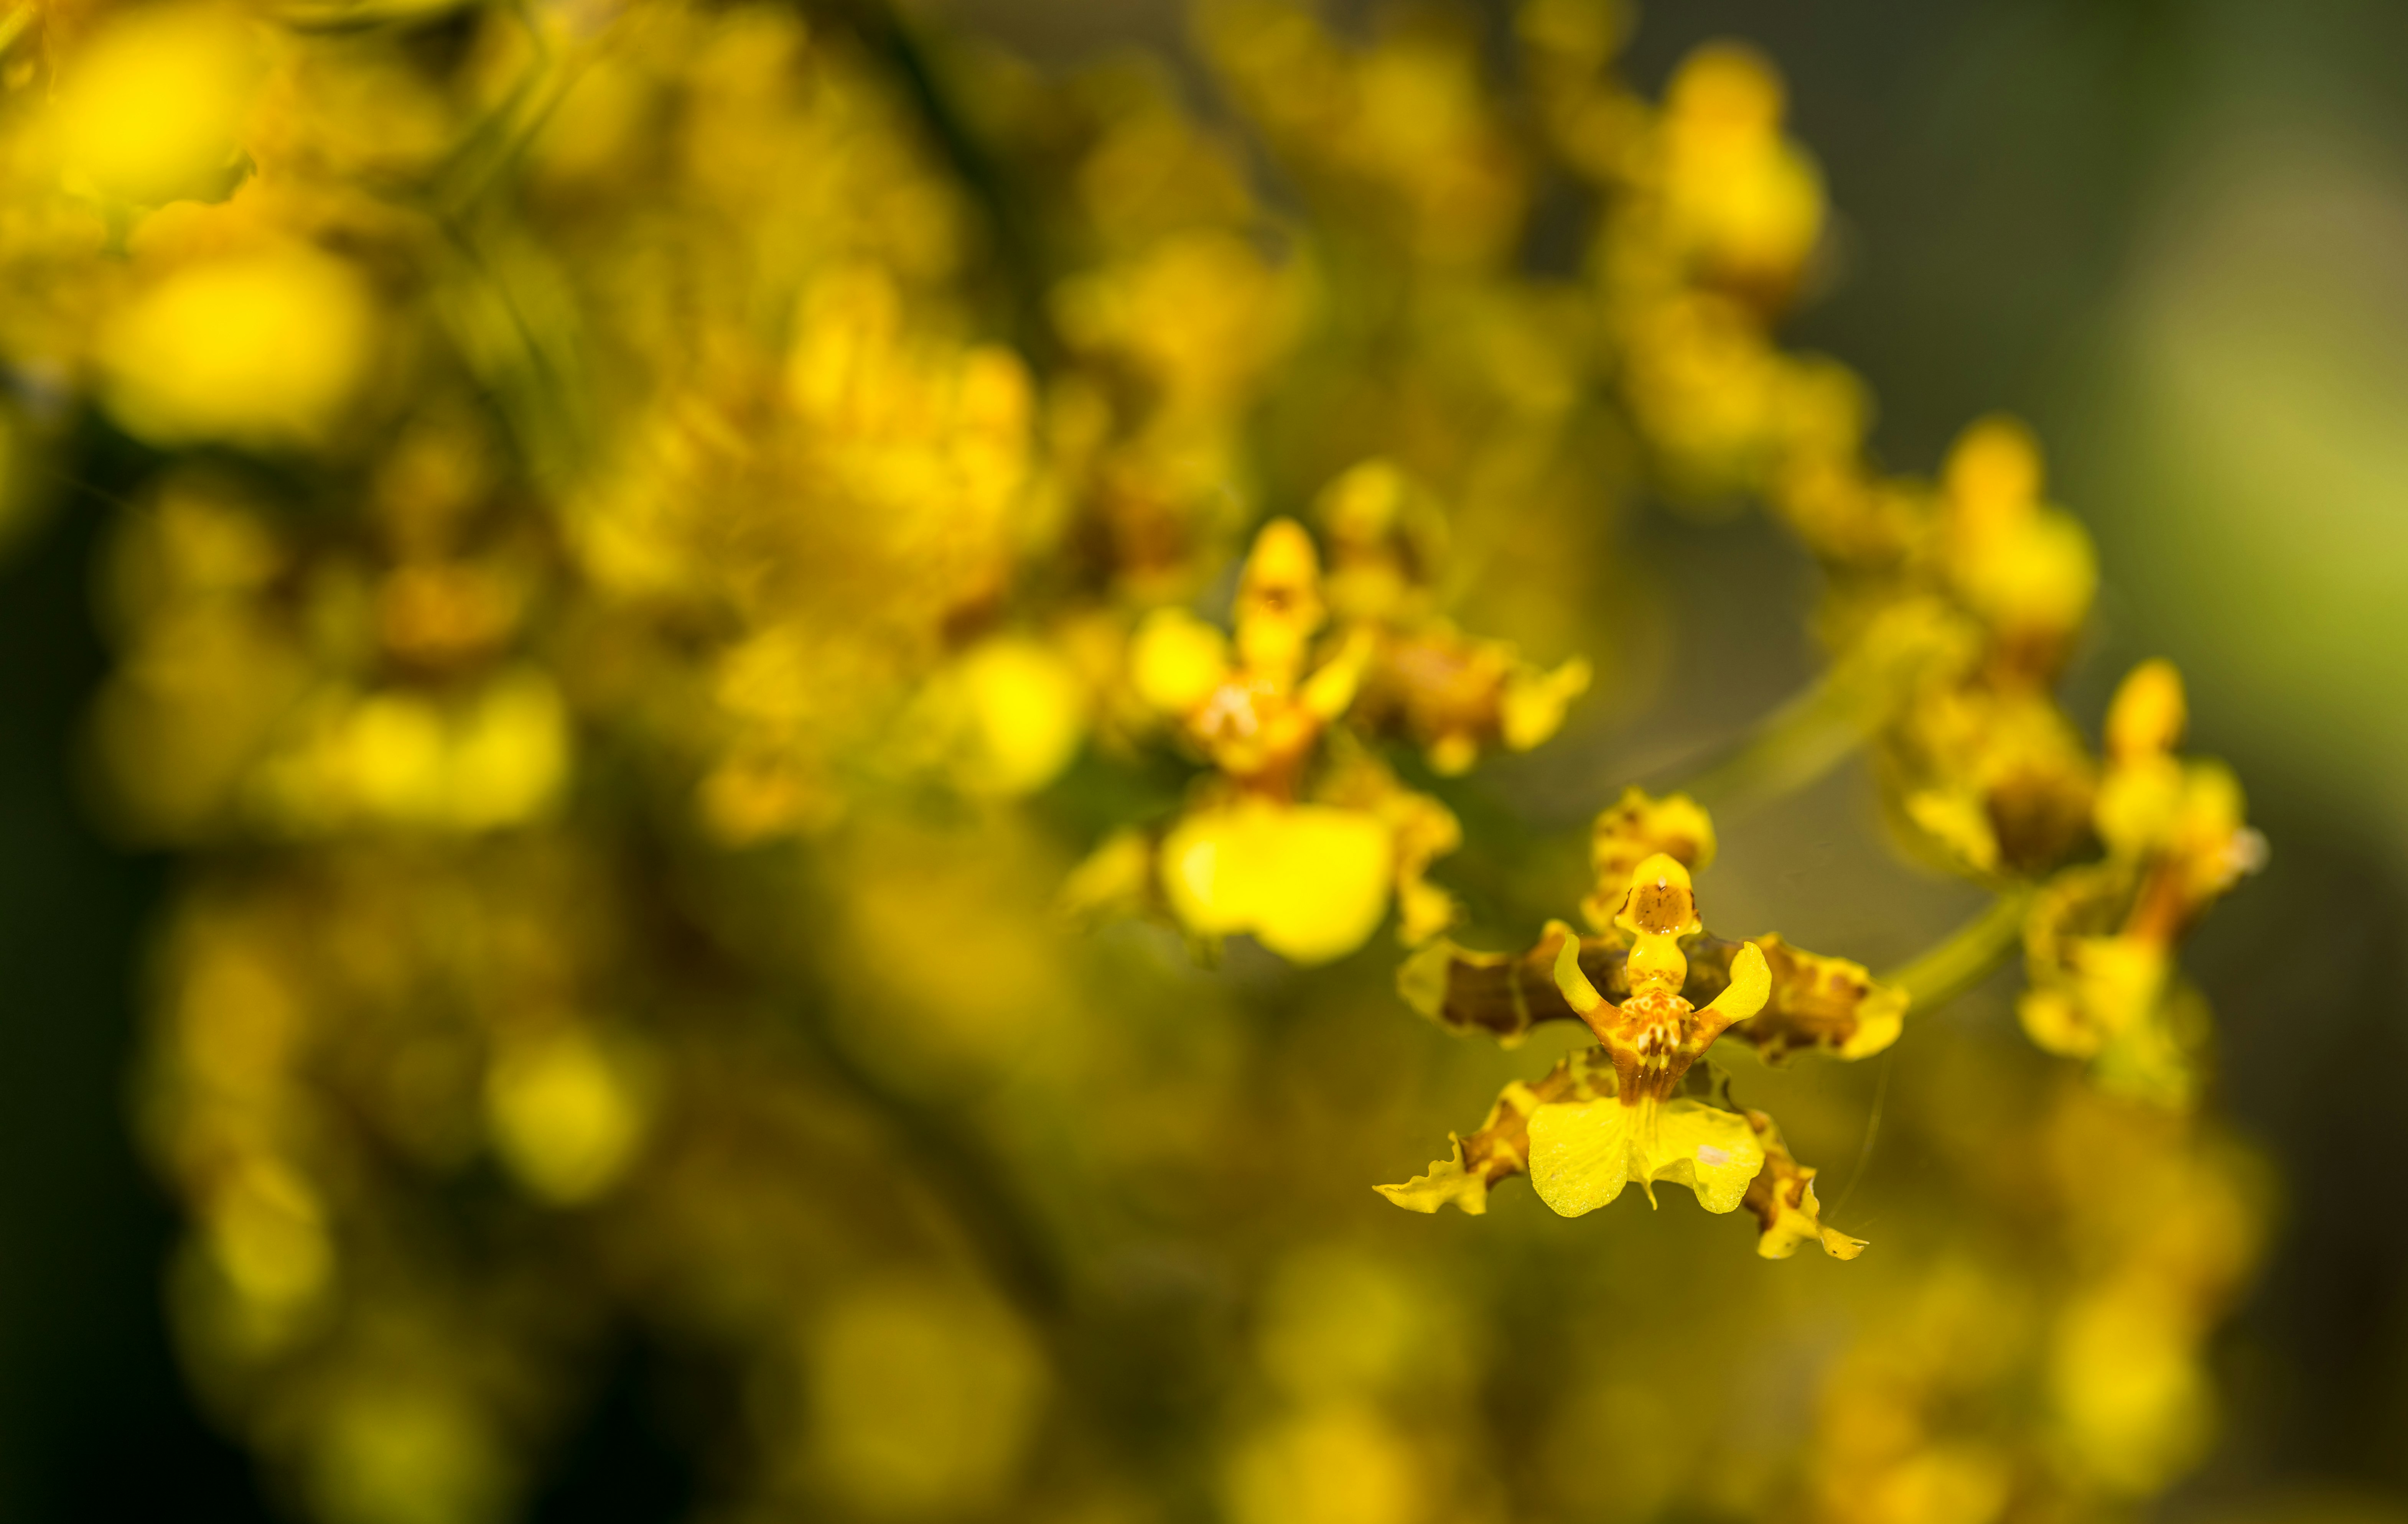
[0,0,2332,1520]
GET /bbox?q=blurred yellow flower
[99,240,378,450]
[484,1029,649,1205]
[803,1281,1047,1517]
[51,4,259,206]
[1161,798,1394,963]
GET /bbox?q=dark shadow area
[0,463,273,1521]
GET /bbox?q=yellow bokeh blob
[805,1280,1046,1516]
[1160,800,1393,963]
[1130,607,1233,714]
[99,243,378,449]
[949,637,1087,797]
[304,1382,510,1524]
[53,5,259,206]
[485,1029,649,1205]
[1225,1404,1426,1524]
[205,1156,333,1311]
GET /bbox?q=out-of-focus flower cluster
[8,0,2266,1519]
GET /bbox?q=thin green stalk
[1670,670,1884,818]
[1883,887,2033,1015]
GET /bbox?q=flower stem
[1672,671,1884,817]
[1882,888,2033,1015]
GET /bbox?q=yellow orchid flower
[2018,662,2262,1103]
[2094,661,2263,905]
[1379,1015,1870,1254]
[1308,461,1591,776]
[1125,517,1487,962]
[1889,675,2097,879]
[1128,518,1369,797]
[1526,854,1771,1211]
[1399,793,1903,1062]
[1353,622,1590,777]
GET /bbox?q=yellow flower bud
[2107,659,2188,763]
[1942,415,2044,530]
[1234,517,1328,680]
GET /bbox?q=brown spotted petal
[1374,1052,1607,1213]
[1398,926,1774,1048]
[1725,934,1907,1063]
[1580,787,1717,932]
[1397,923,1622,1047]
[1740,1108,1866,1260]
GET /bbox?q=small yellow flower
[911,637,1090,798]
[1308,461,1590,775]
[2093,661,2261,901]
[2017,662,2260,1103]
[1130,518,1367,797]
[1400,795,1903,1063]
[1654,44,1825,298]
[1123,517,1490,961]
[1357,623,1589,777]
[1890,677,2097,877]
[486,1027,651,1206]
[1530,855,1771,1211]
[100,238,380,451]
[51,4,260,207]
[1315,459,1443,627]
[1384,844,1880,1243]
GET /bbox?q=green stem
[832,0,1061,366]
[1671,670,1882,817]
[1881,888,2033,1014]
